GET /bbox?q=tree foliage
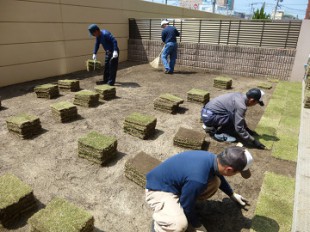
[252,4,271,19]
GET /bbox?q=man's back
[205,92,247,115]
[161,26,180,43]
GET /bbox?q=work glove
[252,139,266,149]
[195,225,208,232]
[92,54,97,60]
[246,127,258,136]
[112,50,118,59]
[230,193,250,210]
[187,224,208,232]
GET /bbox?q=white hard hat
[161,20,169,26]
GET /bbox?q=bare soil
[0,62,296,232]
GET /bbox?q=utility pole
[212,0,216,13]
[273,0,282,19]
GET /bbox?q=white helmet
[161,20,169,27]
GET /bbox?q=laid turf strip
[251,172,295,232]
[255,81,301,161]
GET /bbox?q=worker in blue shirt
[88,24,119,86]
[146,146,253,232]
[161,20,180,74]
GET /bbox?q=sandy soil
[0,62,296,232]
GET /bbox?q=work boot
[214,133,236,143]
[202,124,216,135]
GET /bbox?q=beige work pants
[145,176,220,232]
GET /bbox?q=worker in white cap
[146,146,253,232]
[201,88,266,149]
[161,19,180,74]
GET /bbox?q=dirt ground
[0,62,296,232]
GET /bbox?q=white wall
[0,0,228,87]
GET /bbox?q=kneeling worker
[146,147,253,232]
[201,88,266,149]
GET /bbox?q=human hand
[246,127,258,136]
[230,193,250,210]
[112,50,118,58]
[252,139,266,149]
[92,54,96,60]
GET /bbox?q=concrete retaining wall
[128,39,296,80]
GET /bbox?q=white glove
[92,54,96,60]
[195,225,208,232]
[112,50,118,58]
[230,193,249,207]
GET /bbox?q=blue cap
[88,24,100,35]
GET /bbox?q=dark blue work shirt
[146,150,233,227]
[161,26,180,43]
[93,30,118,54]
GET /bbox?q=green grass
[255,81,301,160]
[187,88,209,96]
[34,84,57,90]
[214,76,232,82]
[0,174,32,209]
[28,198,93,232]
[257,82,272,89]
[50,101,75,111]
[75,90,98,96]
[251,172,295,232]
[58,79,78,84]
[159,93,184,104]
[6,114,39,126]
[125,112,157,126]
[78,131,117,151]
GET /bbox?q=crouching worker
[201,88,266,149]
[145,147,253,232]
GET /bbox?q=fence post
[284,21,292,49]
[236,20,241,46]
[198,20,202,43]
[149,19,152,40]
[259,21,265,47]
[180,19,183,42]
[218,20,222,44]
[227,20,232,45]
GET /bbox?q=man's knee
[174,216,188,232]
[154,214,188,232]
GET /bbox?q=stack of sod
[257,82,273,89]
[50,101,78,123]
[124,151,161,188]
[34,84,59,99]
[78,131,117,165]
[123,112,157,139]
[0,174,36,227]
[94,84,116,100]
[28,198,94,232]
[213,76,233,89]
[86,59,101,71]
[73,90,99,107]
[304,90,310,108]
[305,78,310,90]
[173,127,206,150]
[187,88,210,105]
[153,93,184,114]
[6,114,42,139]
[58,79,80,92]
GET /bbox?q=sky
[144,0,308,19]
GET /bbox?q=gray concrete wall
[290,20,310,81]
[0,0,228,87]
[128,39,296,80]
